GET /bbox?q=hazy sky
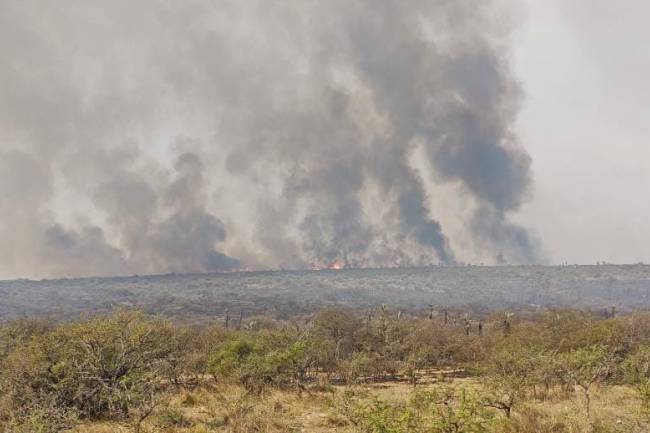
[513,0,650,265]
[0,1,648,279]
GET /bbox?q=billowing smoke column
[0,0,544,278]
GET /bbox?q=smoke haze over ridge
[0,0,544,278]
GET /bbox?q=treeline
[1,307,650,432]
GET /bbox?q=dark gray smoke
[0,0,544,278]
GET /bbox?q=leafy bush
[1,310,175,421]
[482,345,542,417]
[154,406,191,428]
[557,345,617,429]
[0,318,53,363]
[413,387,497,433]
[622,345,650,384]
[341,386,496,433]
[342,351,393,384]
[207,336,308,393]
[622,345,650,417]
[5,399,78,433]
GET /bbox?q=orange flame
[328,259,345,270]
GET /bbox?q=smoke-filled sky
[512,0,650,266]
[0,1,647,279]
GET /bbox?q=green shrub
[342,351,390,384]
[5,399,78,433]
[154,406,191,428]
[482,345,543,417]
[557,345,617,429]
[412,387,497,433]
[207,336,308,393]
[1,310,175,421]
[622,345,650,384]
[0,318,53,363]
[341,386,496,433]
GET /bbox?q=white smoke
[0,0,544,278]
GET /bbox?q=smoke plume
[0,0,544,278]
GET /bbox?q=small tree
[483,346,538,418]
[207,336,308,394]
[557,345,615,431]
[310,308,360,362]
[622,345,650,417]
[1,310,175,423]
[412,386,496,433]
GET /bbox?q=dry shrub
[152,405,192,429]
[1,310,174,422]
[4,399,78,433]
[499,407,568,433]
[219,395,300,433]
[180,393,198,408]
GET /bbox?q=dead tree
[379,304,388,340]
[502,313,513,335]
[367,309,372,334]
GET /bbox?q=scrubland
[1,307,650,432]
[3,265,649,321]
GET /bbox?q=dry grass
[69,379,648,433]
[521,384,645,432]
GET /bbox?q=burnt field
[1,265,649,321]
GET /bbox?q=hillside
[1,265,648,321]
